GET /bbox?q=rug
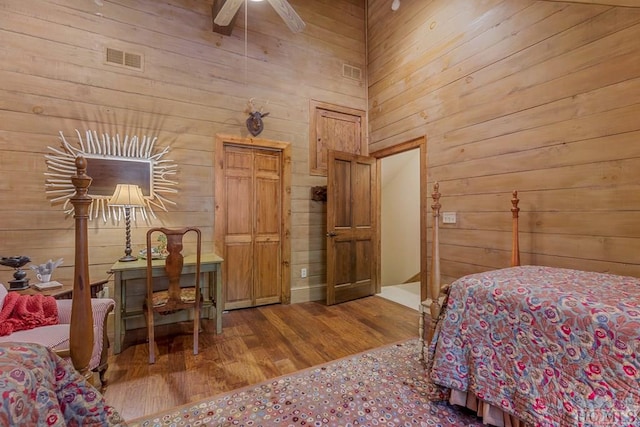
[127,339,484,427]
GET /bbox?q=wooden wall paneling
[369,0,640,281]
[437,34,640,146]
[434,186,640,217]
[431,126,640,184]
[434,157,640,195]
[1,0,365,301]
[517,252,640,276]
[434,228,640,270]
[368,1,568,112]
[430,105,640,169]
[368,0,507,86]
[445,211,640,239]
[448,12,640,108]
[3,0,362,118]
[460,7,640,93]
[368,3,619,148]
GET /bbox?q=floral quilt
[0,342,126,426]
[429,265,640,427]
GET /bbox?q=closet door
[222,145,282,310]
[254,150,282,306]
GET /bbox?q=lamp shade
[108,184,146,207]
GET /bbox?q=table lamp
[109,184,146,262]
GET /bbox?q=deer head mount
[246,98,269,137]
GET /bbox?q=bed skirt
[450,389,532,427]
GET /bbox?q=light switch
[442,212,457,224]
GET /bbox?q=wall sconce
[109,184,146,262]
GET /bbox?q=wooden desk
[109,253,223,354]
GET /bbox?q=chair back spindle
[145,227,202,364]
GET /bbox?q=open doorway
[379,149,420,310]
[371,136,428,311]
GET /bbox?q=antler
[247,98,270,114]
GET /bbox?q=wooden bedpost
[69,156,94,381]
[419,182,444,361]
[511,190,520,267]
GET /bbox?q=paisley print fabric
[429,266,640,427]
[0,342,125,426]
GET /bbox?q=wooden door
[221,145,282,310]
[309,101,366,176]
[326,150,378,305]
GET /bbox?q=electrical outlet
[301,268,308,278]
[442,212,457,224]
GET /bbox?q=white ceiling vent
[342,63,362,81]
[105,47,143,71]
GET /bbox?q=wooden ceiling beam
[212,0,239,36]
[540,0,640,7]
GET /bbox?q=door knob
[326,231,337,237]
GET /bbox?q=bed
[0,342,123,425]
[421,185,640,427]
[0,157,125,425]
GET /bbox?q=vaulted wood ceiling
[210,0,640,36]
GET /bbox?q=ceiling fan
[213,0,305,33]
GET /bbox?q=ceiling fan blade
[213,0,244,26]
[265,0,306,33]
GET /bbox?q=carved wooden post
[511,190,520,267]
[419,182,442,361]
[428,183,442,340]
[69,156,94,381]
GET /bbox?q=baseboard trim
[291,284,325,304]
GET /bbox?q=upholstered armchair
[0,284,115,383]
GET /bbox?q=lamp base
[119,254,138,262]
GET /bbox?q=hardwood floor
[102,296,420,421]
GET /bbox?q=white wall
[381,149,420,286]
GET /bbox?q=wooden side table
[109,253,223,354]
[10,279,109,300]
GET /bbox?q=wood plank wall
[368,0,640,285]
[0,0,366,299]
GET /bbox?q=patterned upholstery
[0,296,115,372]
[152,287,197,307]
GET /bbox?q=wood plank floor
[102,296,420,421]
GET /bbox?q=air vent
[342,63,362,81]
[105,47,143,71]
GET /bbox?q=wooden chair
[144,227,202,364]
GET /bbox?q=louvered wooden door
[221,145,282,310]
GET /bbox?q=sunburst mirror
[45,129,178,222]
